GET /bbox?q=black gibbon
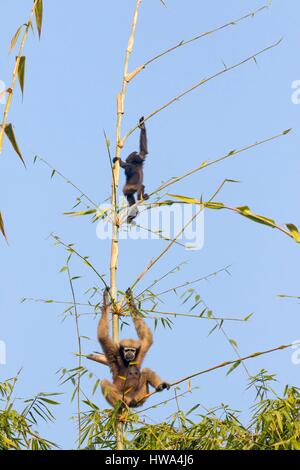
[113,117,149,223]
[98,287,170,408]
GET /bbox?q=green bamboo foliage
[0,0,43,240]
[4,123,25,166]
[166,194,300,243]
[0,375,59,450]
[0,211,8,242]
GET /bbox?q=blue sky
[1,0,300,448]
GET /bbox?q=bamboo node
[125,64,145,83]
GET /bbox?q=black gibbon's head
[120,339,141,363]
[126,151,139,163]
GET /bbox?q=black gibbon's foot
[113,157,120,164]
[129,399,138,408]
[127,208,139,224]
[156,382,171,392]
[127,215,136,224]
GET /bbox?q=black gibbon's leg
[126,193,136,206]
[137,185,149,201]
[124,188,139,223]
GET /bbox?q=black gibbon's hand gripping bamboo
[97,287,170,408]
[113,117,149,223]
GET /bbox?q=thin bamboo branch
[136,386,197,416]
[136,261,188,301]
[127,4,269,81]
[143,309,247,322]
[278,294,300,300]
[23,298,99,308]
[0,0,39,153]
[51,235,109,290]
[35,156,98,208]
[129,206,203,293]
[71,309,245,324]
[122,39,282,144]
[148,129,289,197]
[134,223,186,247]
[205,203,296,241]
[197,294,256,388]
[139,265,231,300]
[137,341,300,404]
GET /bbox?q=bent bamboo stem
[137,341,300,404]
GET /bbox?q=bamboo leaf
[4,124,25,166]
[0,211,8,242]
[186,404,200,416]
[208,324,218,336]
[226,360,241,376]
[38,397,60,405]
[283,128,292,135]
[204,202,225,210]
[64,209,97,217]
[243,313,254,321]
[35,0,43,38]
[236,206,275,227]
[93,208,110,222]
[229,338,238,348]
[167,194,199,204]
[9,25,24,52]
[17,56,26,97]
[285,224,300,243]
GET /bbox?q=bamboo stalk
[130,207,203,292]
[0,0,39,153]
[110,0,142,450]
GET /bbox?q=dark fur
[98,288,170,408]
[113,117,149,222]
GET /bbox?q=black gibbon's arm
[139,116,148,158]
[115,158,128,169]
